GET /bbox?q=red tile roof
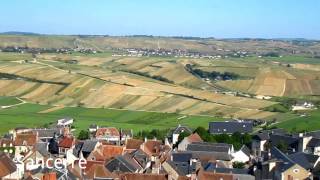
[91,145,124,161]
[85,162,118,179]
[197,169,233,180]
[14,133,37,146]
[58,136,74,148]
[0,152,16,177]
[141,140,162,157]
[42,172,57,180]
[120,173,167,180]
[95,127,120,138]
[187,133,203,143]
[126,139,143,149]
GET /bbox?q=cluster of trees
[0,72,69,86]
[135,129,169,140]
[124,70,174,83]
[263,104,290,113]
[194,127,252,150]
[261,52,280,57]
[78,130,90,140]
[185,64,240,81]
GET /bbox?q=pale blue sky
[0,0,319,39]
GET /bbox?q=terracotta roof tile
[126,139,143,149]
[0,152,16,177]
[120,173,167,180]
[58,136,74,148]
[85,162,118,179]
[142,140,162,157]
[91,145,124,161]
[187,133,203,143]
[14,133,37,146]
[197,168,233,180]
[42,172,57,180]
[95,127,120,138]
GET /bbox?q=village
[0,116,320,180]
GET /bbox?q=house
[95,127,120,142]
[186,142,234,166]
[252,132,270,156]
[87,144,124,161]
[269,134,300,153]
[57,117,74,127]
[13,132,38,160]
[305,137,320,155]
[162,152,198,179]
[187,142,234,155]
[169,124,193,145]
[0,152,17,179]
[68,160,118,180]
[271,147,312,180]
[32,128,63,143]
[89,124,98,133]
[178,133,203,151]
[125,139,144,152]
[105,154,144,173]
[209,121,253,134]
[22,146,49,171]
[288,152,320,172]
[197,168,233,180]
[292,101,315,111]
[232,145,251,163]
[204,166,255,180]
[58,136,75,155]
[140,139,170,160]
[120,173,167,180]
[73,140,100,159]
[121,129,133,142]
[83,161,118,179]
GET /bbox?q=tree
[233,161,245,169]
[276,140,288,153]
[78,130,90,140]
[194,127,208,139]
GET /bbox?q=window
[293,169,299,173]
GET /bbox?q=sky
[0,0,319,39]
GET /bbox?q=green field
[0,52,32,61]
[0,96,22,106]
[0,102,220,135]
[272,109,320,132]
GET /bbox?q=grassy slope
[0,102,220,135]
[0,96,21,106]
[273,109,320,132]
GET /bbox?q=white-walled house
[170,125,192,145]
[232,145,251,163]
[178,133,203,151]
[292,101,315,111]
[57,117,74,127]
[252,132,269,156]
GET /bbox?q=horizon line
[1,31,319,41]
